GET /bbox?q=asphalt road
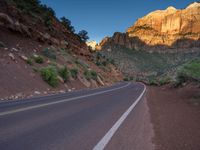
[0,82,153,150]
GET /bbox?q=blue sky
[40,0,197,42]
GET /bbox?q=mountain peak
[166,6,177,11]
[186,2,200,9]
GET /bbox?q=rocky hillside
[97,2,200,52]
[0,0,90,56]
[0,0,122,100]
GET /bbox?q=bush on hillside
[90,70,98,80]
[75,59,89,69]
[94,52,115,67]
[26,58,33,65]
[84,70,98,80]
[70,68,78,79]
[159,76,172,86]
[33,55,44,64]
[58,66,70,82]
[176,59,200,85]
[147,75,159,86]
[40,66,58,87]
[123,76,134,81]
[42,48,56,60]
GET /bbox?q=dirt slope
[0,0,123,100]
[147,84,200,150]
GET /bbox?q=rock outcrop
[98,2,200,52]
[86,40,97,50]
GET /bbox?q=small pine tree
[60,17,75,33]
[78,30,89,42]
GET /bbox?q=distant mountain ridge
[97,2,200,52]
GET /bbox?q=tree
[60,17,75,33]
[78,30,89,42]
[40,4,56,17]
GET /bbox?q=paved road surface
[0,82,153,150]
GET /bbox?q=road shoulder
[106,94,155,150]
[147,85,200,150]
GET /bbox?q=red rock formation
[98,2,200,52]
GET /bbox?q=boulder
[20,55,28,61]
[57,76,65,84]
[0,13,14,28]
[0,13,31,36]
[78,75,91,88]
[90,79,98,88]
[97,76,105,86]
[60,40,69,48]
[34,91,41,95]
[8,53,15,60]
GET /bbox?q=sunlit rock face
[99,2,200,52]
[86,40,97,50]
[127,2,200,46]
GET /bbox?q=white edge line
[0,83,131,116]
[93,83,146,150]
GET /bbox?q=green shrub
[0,41,5,47]
[58,66,70,82]
[123,77,129,81]
[149,79,158,86]
[109,59,115,65]
[84,70,91,80]
[75,59,89,69]
[26,58,33,65]
[123,76,135,81]
[94,53,114,67]
[84,70,97,80]
[49,61,57,67]
[33,55,44,64]
[42,48,56,60]
[90,70,97,80]
[70,68,78,79]
[148,76,158,86]
[176,59,200,85]
[159,76,172,86]
[40,66,58,87]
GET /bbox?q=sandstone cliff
[98,2,200,52]
[86,40,97,50]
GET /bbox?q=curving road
[0,82,153,150]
